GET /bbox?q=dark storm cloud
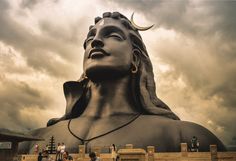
[108,0,236,40]
[0,0,83,131]
[20,0,60,9]
[0,80,43,108]
[20,0,40,9]
[0,76,52,130]
[0,0,83,78]
[0,0,9,10]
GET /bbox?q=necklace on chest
[67,114,140,145]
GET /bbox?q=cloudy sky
[0,0,235,145]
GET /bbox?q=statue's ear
[132,49,141,66]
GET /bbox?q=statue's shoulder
[178,120,216,139]
[138,115,180,127]
[137,115,226,151]
[134,115,183,150]
[178,121,226,151]
[136,115,182,136]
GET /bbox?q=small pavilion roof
[0,128,44,142]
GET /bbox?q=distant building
[0,128,44,161]
[226,137,236,151]
[227,145,236,151]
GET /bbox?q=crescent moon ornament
[131,13,154,31]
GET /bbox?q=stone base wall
[18,152,236,161]
[19,153,113,161]
[17,144,236,161]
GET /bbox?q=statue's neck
[81,76,137,118]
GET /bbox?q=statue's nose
[91,37,104,48]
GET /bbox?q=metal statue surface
[19,12,226,153]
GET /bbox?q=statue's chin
[85,66,129,82]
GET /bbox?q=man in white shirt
[60,143,66,154]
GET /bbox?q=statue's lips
[88,48,110,59]
[90,52,106,59]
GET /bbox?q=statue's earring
[131,49,140,74]
[131,62,138,74]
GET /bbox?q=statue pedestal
[181,143,188,161]
[118,148,146,161]
[78,145,85,158]
[147,146,155,161]
[210,145,218,161]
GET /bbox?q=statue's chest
[29,116,181,152]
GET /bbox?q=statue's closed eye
[106,33,123,41]
[85,33,123,46]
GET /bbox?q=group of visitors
[37,150,72,161]
[36,142,73,161]
[36,142,118,161]
[34,144,51,155]
[55,142,73,161]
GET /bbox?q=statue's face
[83,18,133,80]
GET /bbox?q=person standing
[34,144,39,154]
[45,144,49,153]
[60,143,66,156]
[110,144,117,161]
[191,136,200,152]
[56,143,62,161]
[37,152,43,161]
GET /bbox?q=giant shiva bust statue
[19,12,225,153]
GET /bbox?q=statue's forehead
[95,18,123,28]
[90,18,132,38]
